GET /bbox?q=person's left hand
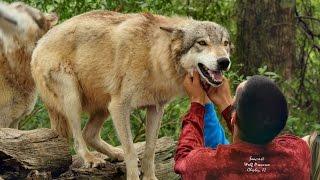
[183,71,206,105]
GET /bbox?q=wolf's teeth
[211,74,215,80]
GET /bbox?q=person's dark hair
[234,75,288,145]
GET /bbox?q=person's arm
[174,102,205,174]
[175,71,207,174]
[204,103,229,148]
[221,104,233,133]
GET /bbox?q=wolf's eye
[223,40,229,46]
[198,41,207,46]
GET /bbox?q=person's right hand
[183,71,206,105]
[207,78,233,113]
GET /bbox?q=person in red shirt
[174,71,311,180]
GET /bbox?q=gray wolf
[0,2,58,128]
[31,10,231,180]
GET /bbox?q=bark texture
[236,0,296,78]
[0,128,71,179]
[0,128,178,180]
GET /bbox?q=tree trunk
[236,0,296,79]
[0,128,179,180]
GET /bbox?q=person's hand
[183,71,206,105]
[206,77,233,112]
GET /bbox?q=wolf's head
[0,2,58,50]
[161,20,233,87]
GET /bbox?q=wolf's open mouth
[197,63,223,86]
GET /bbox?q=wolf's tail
[33,72,70,138]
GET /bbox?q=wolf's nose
[217,57,230,70]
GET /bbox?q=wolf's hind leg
[83,110,124,161]
[141,105,164,180]
[52,72,106,168]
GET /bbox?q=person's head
[231,75,288,145]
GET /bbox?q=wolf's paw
[127,170,140,180]
[109,147,125,162]
[125,159,140,180]
[84,153,106,168]
[127,175,140,180]
[141,159,155,179]
[142,175,158,180]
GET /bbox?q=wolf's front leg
[108,97,139,180]
[142,105,165,180]
[82,111,124,162]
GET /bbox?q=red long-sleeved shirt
[174,102,311,180]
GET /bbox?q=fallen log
[59,136,179,179]
[0,128,71,179]
[0,128,179,180]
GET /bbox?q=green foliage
[20,99,50,130]
[3,0,318,146]
[285,0,320,136]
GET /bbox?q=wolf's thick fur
[303,132,320,180]
[31,10,231,179]
[0,2,58,128]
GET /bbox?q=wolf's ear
[45,12,58,27]
[0,14,18,34]
[160,26,184,39]
[10,2,26,9]
[160,26,175,33]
